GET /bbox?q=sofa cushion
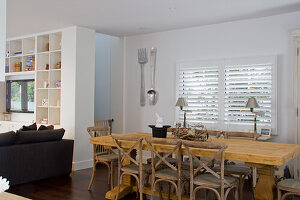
[15,129,65,145]
[0,131,16,146]
[38,125,54,131]
[20,123,37,131]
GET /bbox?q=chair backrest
[182,140,228,199]
[224,131,259,141]
[94,120,110,127]
[145,137,182,177]
[87,126,111,156]
[112,135,143,169]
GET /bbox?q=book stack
[25,56,35,71]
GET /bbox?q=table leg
[105,149,137,199]
[246,163,276,200]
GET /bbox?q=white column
[0,0,6,82]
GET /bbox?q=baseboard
[73,159,93,171]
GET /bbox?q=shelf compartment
[49,89,61,107]
[49,32,62,51]
[36,53,49,71]
[49,70,61,88]
[36,107,48,124]
[6,41,9,57]
[36,89,48,107]
[5,58,9,73]
[23,37,35,55]
[36,71,49,89]
[23,55,35,72]
[50,51,61,70]
[37,34,49,53]
[10,39,22,56]
[9,57,22,73]
[49,108,60,125]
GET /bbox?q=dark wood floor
[8,164,136,200]
[8,163,255,200]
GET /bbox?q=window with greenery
[6,79,34,113]
[176,56,277,134]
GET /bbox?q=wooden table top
[0,192,31,200]
[90,132,300,166]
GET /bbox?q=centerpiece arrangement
[172,123,209,142]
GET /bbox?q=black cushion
[20,123,37,131]
[38,125,54,131]
[0,131,16,146]
[15,129,65,145]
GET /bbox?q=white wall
[94,33,124,133]
[0,0,6,82]
[110,37,124,133]
[95,33,111,120]
[123,11,300,144]
[74,27,95,170]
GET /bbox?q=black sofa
[0,129,74,186]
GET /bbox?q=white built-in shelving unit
[5,31,62,125]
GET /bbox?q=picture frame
[260,128,271,136]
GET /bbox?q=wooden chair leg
[167,183,171,200]
[235,186,239,200]
[140,176,143,200]
[115,170,121,200]
[204,189,208,200]
[277,188,282,200]
[110,161,114,190]
[88,161,96,190]
[239,175,244,200]
[107,163,111,185]
[158,183,163,200]
[178,180,182,200]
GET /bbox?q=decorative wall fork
[138,48,148,106]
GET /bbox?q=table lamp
[246,97,259,133]
[176,97,188,128]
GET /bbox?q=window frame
[6,79,35,113]
[175,55,277,134]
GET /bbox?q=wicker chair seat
[121,163,152,174]
[154,168,190,181]
[278,179,300,191]
[96,153,118,161]
[194,173,238,188]
[213,164,251,175]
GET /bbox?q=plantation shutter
[224,63,272,127]
[178,66,219,123]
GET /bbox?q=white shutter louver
[178,66,219,123]
[224,63,272,127]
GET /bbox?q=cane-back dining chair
[112,135,151,200]
[213,131,258,199]
[87,126,118,190]
[182,140,239,200]
[145,137,189,200]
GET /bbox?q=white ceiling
[7,0,300,38]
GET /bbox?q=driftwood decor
[171,124,209,141]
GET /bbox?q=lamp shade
[176,97,187,109]
[246,97,259,108]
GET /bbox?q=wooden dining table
[90,132,300,200]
